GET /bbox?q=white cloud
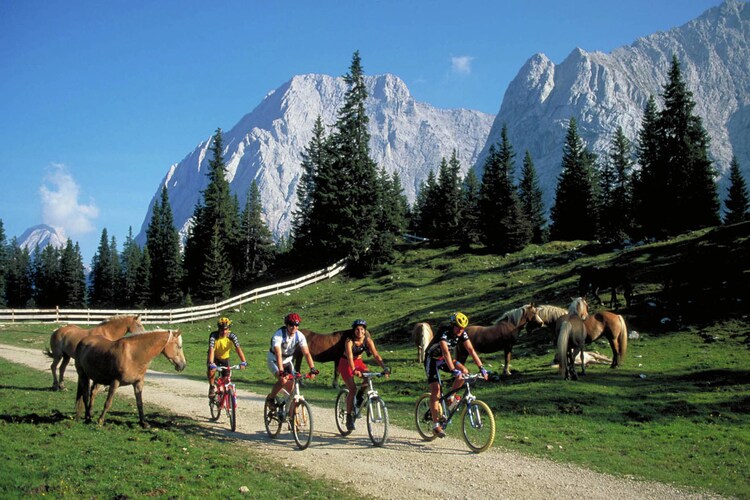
[39,164,99,237]
[451,55,475,75]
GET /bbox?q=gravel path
[0,344,723,499]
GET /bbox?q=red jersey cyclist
[266,313,318,404]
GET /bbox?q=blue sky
[0,0,724,263]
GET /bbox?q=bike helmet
[450,312,469,328]
[284,313,302,326]
[217,317,232,329]
[352,319,367,329]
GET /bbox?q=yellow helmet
[450,312,469,328]
[217,317,232,329]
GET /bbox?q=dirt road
[0,344,721,499]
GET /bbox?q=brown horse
[525,304,569,341]
[583,311,628,368]
[75,329,186,428]
[45,314,146,391]
[411,322,434,363]
[557,297,589,380]
[293,328,350,387]
[456,304,543,376]
[578,266,633,309]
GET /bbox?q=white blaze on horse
[45,314,146,391]
[411,322,434,363]
[75,329,186,428]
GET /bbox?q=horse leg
[50,354,61,390]
[503,350,512,376]
[133,380,149,429]
[569,348,579,380]
[610,287,619,309]
[75,376,88,421]
[98,381,120,426]
[57,354,71,391]
[579,345,586,376]
[607,336,619,368]
[331,365,339,389]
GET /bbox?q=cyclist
[338,319,389,431]
[266,313,318,404]
[207,317,247,397]
[423,311,488,437]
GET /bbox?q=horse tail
[557,321,572,378]
[617,315,628,365]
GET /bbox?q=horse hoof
[140,422,151,429]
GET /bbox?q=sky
[0,0,725,263]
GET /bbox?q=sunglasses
[288,322,300,327]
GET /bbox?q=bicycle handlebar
[361,371,389,379]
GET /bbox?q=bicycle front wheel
[264,397,282,438]
[461,399,495,453]
[414,393,437,441]
[291,400,313,450]
[209,393,220,421]
[228,388,237,432]
[366,396,389,447]
[334,389,351,436]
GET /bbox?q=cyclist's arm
[236,346,247,366]
[366,337,386,371]
[345,339,356,372]
[273,345,285,377]
[301,344,316,373]
[463,338,483,374]
[440,340,460,372]
[207,346,216,366]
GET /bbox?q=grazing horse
[293,328,353,387]
[578,266,633,309]
[411,322,434,363]
[456,304,543,376]
[526,304,568,342]
[557,297,589,380]
[75,329,186,428]
[584,311,628,368]
[45,314,146,391]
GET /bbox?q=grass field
[1,222,748,497]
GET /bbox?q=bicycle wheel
[209,393,221,421]
[366,396,389,447]
[264,397,282,438]
[334,389,352,436]
[461,399,496,453]
[228,387,237,432]
[291,399,313,450]
[414,392,437,441]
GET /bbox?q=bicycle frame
[353,372,382,417]
[436,372,480,425]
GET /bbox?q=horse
[74,329,186,428]
[456,304,543,376]
[578,266,633,309]
[45,314,146,391]
[411,322,434,363]
[293,328,350,387]
[525,304,568,342]
[556,297,589,380]
[583,310,628,368]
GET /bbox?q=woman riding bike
[207,317,247,397]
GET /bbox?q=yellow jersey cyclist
[207,317,248,397]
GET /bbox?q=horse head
[162,330,187,372]
[128,314,147,334]
[568,297,589,320]
[525,303,545,328]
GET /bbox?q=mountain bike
[263,372,315,450]
[209,364,240,431]
[414,372,495,453]
[334,370,390,446]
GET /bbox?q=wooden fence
[0,259,347,325]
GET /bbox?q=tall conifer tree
[459,168,482,249]
[59,240,86,307]
[5,240,32,308]
[518,151,546,243]
[724,156,750,224]
[237,180,275,286]
[89,229,117,307]
[599,127,634,243]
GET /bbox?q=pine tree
[32,245,61,308]
[413,170,440,239]
[724,156,750,224]
[459,168,482,249]
[550,118,598,241]
[366,167,407,270]
[120,227,143,307]
[599,127,634,244]
[184,128,239,299]
[237,180,276,286]
[59,240,86,307]
[518,150,547,244]
[633,95,662,239]
[198,226,232,302]
[5,239,32,308]
[89,228,117,307]
[134,246,152,308]
[433,152,463,243]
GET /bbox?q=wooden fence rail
[0,259,347,325]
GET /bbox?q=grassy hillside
[1,221,748,497]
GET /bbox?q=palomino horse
[584,311,628,368]
[456,304,543,376]
[293,328,356,387]
[411,322,433,363]
[75,329,186,428]
[45,314,146,391]
[578,266,633,309]
[557,297,589,380]
[525,304,568,342]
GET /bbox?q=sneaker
[346,413,356,431]
[433,425,446,438]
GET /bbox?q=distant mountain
[478,0,750,211]
[135,74,493,245]
[138,1,749,244]
[18,224,66,253]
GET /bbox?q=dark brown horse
[578,266,633,309]
[293,328,352,387]
[557,297,589,380]
[583,310,628,368]
[45,314,146,391]
[75,329,187,428]
[456,304,543,376]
